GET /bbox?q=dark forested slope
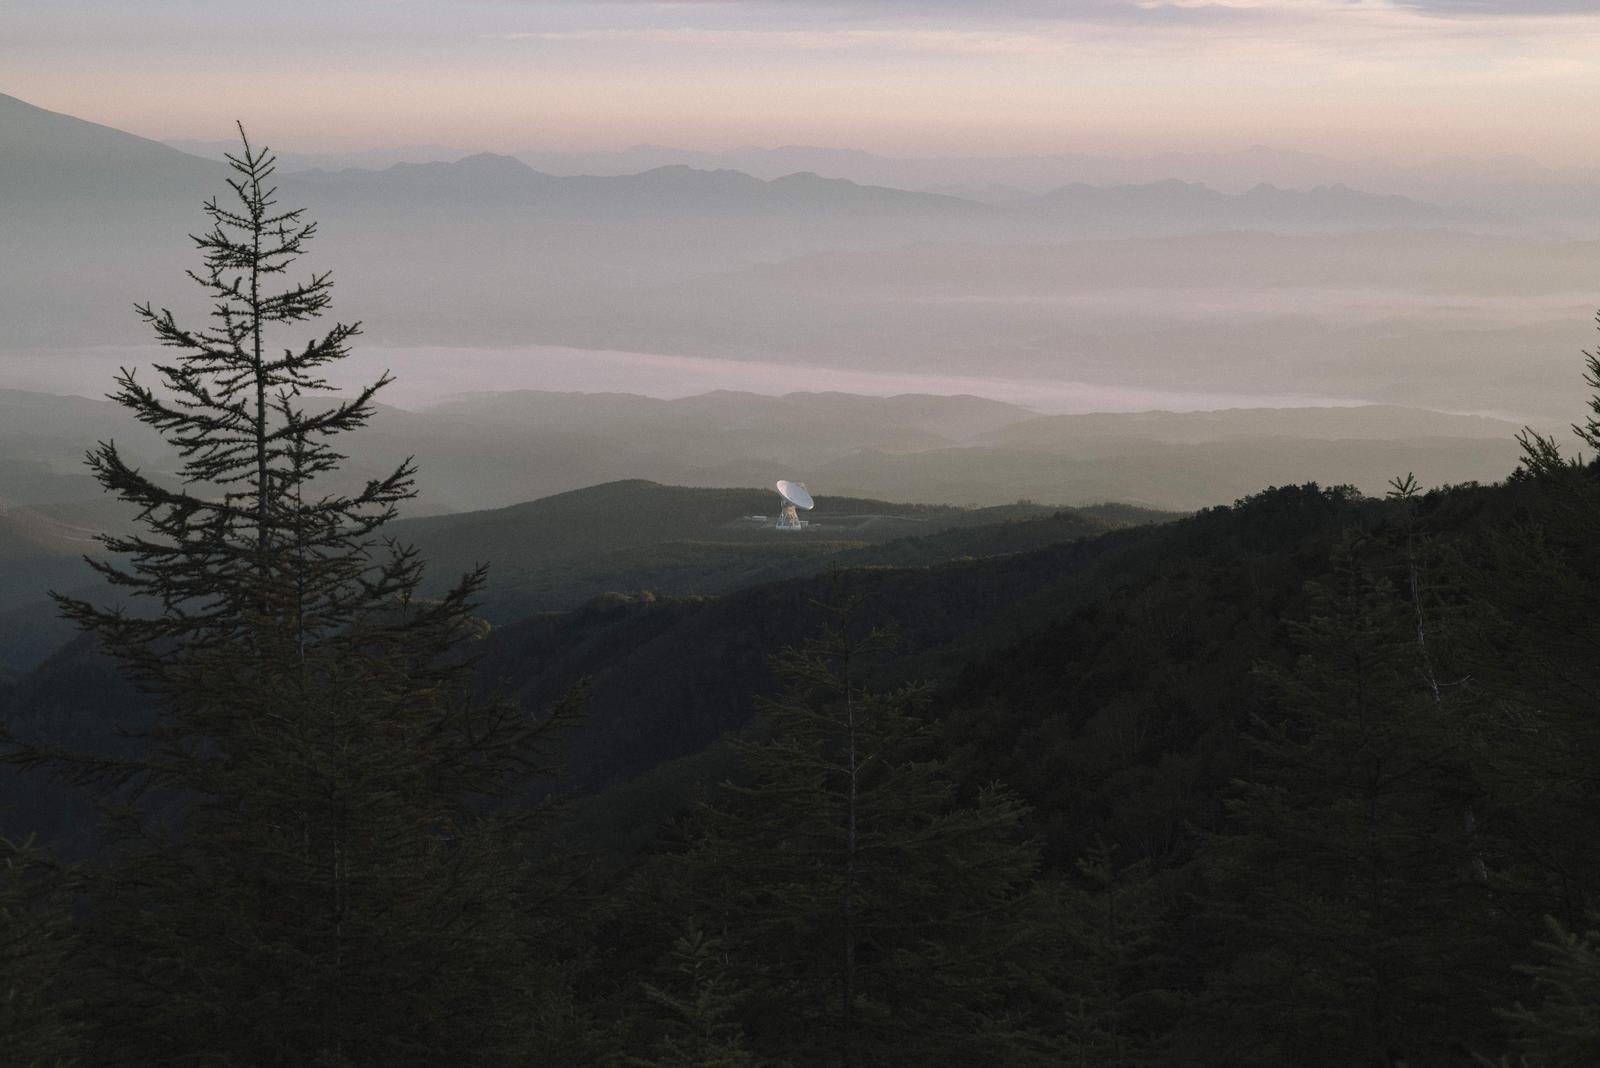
[471,482,1370,798]
[8,460,1599,1062]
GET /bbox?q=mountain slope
[0,502,104,602]
[392,479,1119,621]
[0,92,221,201]
[0,500,120,672]
[466,483,1383,795]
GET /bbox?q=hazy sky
[7,0,1600,163]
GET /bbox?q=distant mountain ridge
[286,154,986,217]
[0,92,1566,456]
[281,149,1482,230]
[167,133,1591,200]
[423,389,1033,444]
[29,92,1587,230]
[493,140,1598,229]
[0,384,1528,521]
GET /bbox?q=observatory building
[775,480,814,531]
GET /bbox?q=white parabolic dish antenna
[775,480,814,531]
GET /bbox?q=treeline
[6,131,1600,1066]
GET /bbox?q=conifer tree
[0,837,81,1067]
[632,922,764,1068]
[1386,472,1492,890]
[1043,840,1169,1067]
[2,126,570,1064]
[1501,914,1600,1066]
[1469,323,1600,1061]
[677,596,1044,1067]
[1195,540,1502,1065]
[1466,343,1600,922]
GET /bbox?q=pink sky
[6,1,1600,164]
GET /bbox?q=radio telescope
[775,480,814,531]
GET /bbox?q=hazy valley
[8,33,1600,1061]
[7,91,1596,426]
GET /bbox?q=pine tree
[2,126,572,1064]
[678,595,1044,1066]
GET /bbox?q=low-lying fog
[5,344,1367,416]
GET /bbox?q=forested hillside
[10,454,1600,1062]
[0,478,1140,674]
[391,480,1128,621]
[8,129,1600,1067]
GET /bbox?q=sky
[6,0,1600,163]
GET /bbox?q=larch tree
[2,126,573,1065]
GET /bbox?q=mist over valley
[8,4,1600,1055]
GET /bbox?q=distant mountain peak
[455,151,531,167]
[387,152,537,177]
